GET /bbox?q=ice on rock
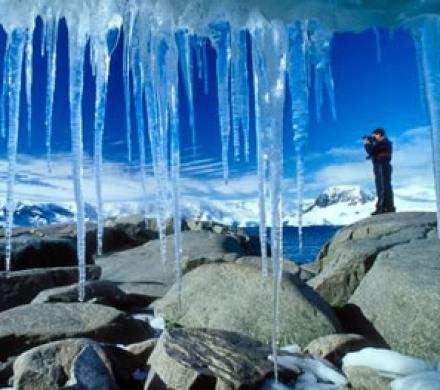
[342,348,434,377]
[390,371,440,390]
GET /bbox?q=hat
[372,128,385,136]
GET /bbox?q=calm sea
[244,225,342,264]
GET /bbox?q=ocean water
[245,225,342,264]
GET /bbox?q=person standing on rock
[363,128,395,215]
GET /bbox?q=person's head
[372,128,385,140]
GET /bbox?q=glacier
[0,0,440,381]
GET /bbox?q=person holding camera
[363,128,395,215]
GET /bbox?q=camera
[362,135,374,142]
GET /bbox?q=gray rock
[343,366,391,390]
[154,262,341,346]
[13,338,115,390]
[97,231,247,299]
[31,280,152,311]
[64,344,117,390]
[0,266,101,312]
[304,334,373,366]
[0,356,14,387]
[145,328,272,390]
[0,303,152,361]
[0,236,94,271]
[125,339,158,364]
[308,212,435,306]
[349,239,440,361]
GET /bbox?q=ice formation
[1,0,440,381]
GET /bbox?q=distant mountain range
[0,185,435,228]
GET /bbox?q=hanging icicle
[0,35,10,139]
[123,1,136,163]
[25,27,33,149]
[44,15,59,173]
[202,38,209,95]
[210,20,232,183]
[68,21,88,301]
[176,29,196,153]
[5,29,26,272]
[251,19,287,383]
[413,16,440,239]
[288,22,310,253]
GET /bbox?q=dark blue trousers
[373,161,394,212]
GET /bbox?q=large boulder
[154,262,341,346]
[348,239,440,361]
[0,265,101,312]
[0,303,152,361]
[13,338,116,390]
[145,328,272,389]
[97,230,248,299]
[308,212,436,307]
[0,236,94,271]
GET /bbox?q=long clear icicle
[5,29,26,272]
[230,29,250,162]
[252,21,287,383]
[147,25,171,265]
[251,29,269,278]
[68,25,87,301]
[309,21,337,122]
[210,21,232,183]
[25,28,33,149]
[123,3,135,162]
[416,16,440,239]
[167,34,183,310]
[44,17,59,173]
[288,22,309,253]
[92,44,110,256]
[131,24,149,227]
[176,30,196,151]
[0,36,10,139]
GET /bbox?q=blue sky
[0,19,434,205]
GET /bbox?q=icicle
[123,2,136,162]
[251,32,269,278]
[373,27,382,64]
[412,26,429,118]
[415,16,440,239]
[231,29,242,161]
[288,22,310,253]
[230,29,250,162]
[196,37,203,80]
[4,29,26,272]
[68,24,88,301]
[202,38,209,95]
[25,28,33,149]
[92,43,111,256]
[210,21,232,183]
[131,25,150,230]
[167,37,183,310]
[0,35,10,139]
[44,17,59,173]
[176,29,196,151]
[308,20,337,121]
[251,20,287,383]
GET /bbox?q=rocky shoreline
[0,212,438,389]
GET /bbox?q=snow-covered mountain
[0,185,435,228]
